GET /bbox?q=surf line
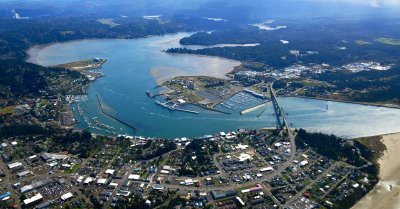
[96,94,137,132]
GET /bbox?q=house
[299,160,309,167]
[1,153,10,163]
[105,169,115,175]
[128,174,140,180]
[61,192,73,201]
[17,170,32,178]
[97,179,107,185]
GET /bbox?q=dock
[96,95,137,131]
[243,89,267,99]
[155,101,199,114]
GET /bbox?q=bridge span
[269,84,290,131]
[269,83,296,164]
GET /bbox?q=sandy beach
[352,133,400,209]
[151,67,187,85]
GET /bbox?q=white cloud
[325,0,400,7]
[300,0,400,7]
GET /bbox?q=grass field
[356,135,386,166]
[65,163,80,174]
[0,106,14,115]
[375,38,400,45]
[98,19,120,27]
[355,40,373,45]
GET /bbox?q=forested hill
[170,18,400,69]
[0,16,228,101]
[0,17,190,61]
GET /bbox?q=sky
[1,0,399,20]
[314,0,400,7]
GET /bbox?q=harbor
[29,33,400,138]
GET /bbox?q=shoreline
[25,32,192,65]
[280,95,400,110]
[352,132,400,209]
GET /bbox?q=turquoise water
[28,33,400,138]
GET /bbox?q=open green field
[355,40,373,45]
[0,106,14,115]
[54,58,107,71]
[375,38,400,45]
[98,19,120,27]
[65,163,80,173]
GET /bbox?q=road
[103,149,179,209]
[156,83,298,195]
[283,162,339,207]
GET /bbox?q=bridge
[269,83,289,130]
[270,83,296,166]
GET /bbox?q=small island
[54,58,107,71]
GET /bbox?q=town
[0,127,377,209]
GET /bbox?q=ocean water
[28,33,400,138]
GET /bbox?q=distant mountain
[1,0,399,20]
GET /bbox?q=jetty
[96,95,137,131]
[240,102,268,115]
[256,105,268,118]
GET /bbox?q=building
[61,192,73,201]
[1,153,10,163]
[299,160,309,167]
[7,162,23,170]
[210,190,238,200]
[105,169,115,175]
[260,167,274,172]
[23,193,43,206]
[128,174,140,180]
[17,170,32,178]
[41,152,68,162]
[20,179,52,193]
[97,179,107,185]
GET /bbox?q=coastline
[352,132,400,209]
[280,95,400,110]
[25,32,191,65]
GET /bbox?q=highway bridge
[270,83,296,166]
[269,83,289,130]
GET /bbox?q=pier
[243,89,268,99]
[96,95,137,131]
[155,100,199,114]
